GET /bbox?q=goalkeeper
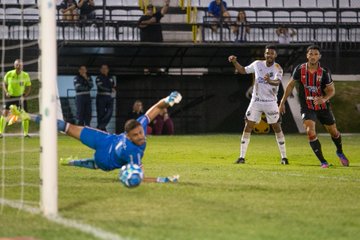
[12,91,182,183]
[0,59,32,138]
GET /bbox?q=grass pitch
[1,134,360,240]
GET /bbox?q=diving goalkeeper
[12,91,182,183]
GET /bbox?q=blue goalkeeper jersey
[80,115,149,171]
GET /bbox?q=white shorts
[245,100,280,124]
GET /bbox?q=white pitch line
[0,198,127,240]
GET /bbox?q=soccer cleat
[0,134,3,138]
[156,175,180,183]
[60,157,74,166]
[281,158,289,165]
[24,134,31,138]
[8,105,30,122]
[336,151,349,167]
[235,157,245,164]
[321,162,329,168]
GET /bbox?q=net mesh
[0,0,40,212]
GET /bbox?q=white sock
[240,132,251,159]
[275,131,287,158]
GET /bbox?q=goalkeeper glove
[165,91,182,107]
[7,105,30,125]
[156,175,180,183]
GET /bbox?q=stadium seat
[245,10,256,22]
[24,7,39,20]
[324,11,336,22]
[339,0,350,7]
[349,28,360,42]
[190,0,200,7]
[257,10,273,22]
[351,0,360,7]
[3,0,18,4]
[127,9,143,21]
[300,0,317,8]
[106,0,123,6]
[284,0,300,7]
[22,0,37,5]
[5,8,21,20]
[341,11,357,22]
[200,0,213,7]
[308,11,324,22]
[95,9,111,20]
[196,10,206,23]
[267,0,284,8]
[250,0,266,7]
[318,0,335,8]
[338,28,349,42]
[122,0,139,6]
[290,11,307,22]
[274,11,290,22]
[233,0,251,7]
[112,9,128,21]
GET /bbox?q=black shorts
[3,97,28,111]
[301,108,336,125]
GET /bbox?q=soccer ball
[119,164,143,188]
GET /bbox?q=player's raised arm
[228,55,247,74]
[145,91,182,122]
[279,78,296,114]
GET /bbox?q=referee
[0,59,32,137]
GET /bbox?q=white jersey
[245,60,283,103]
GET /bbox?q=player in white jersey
[228,45,288,165]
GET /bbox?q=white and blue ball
[119,164,143,188]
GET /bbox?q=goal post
[39,0,58,216]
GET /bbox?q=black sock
[331,134,343,154]
[309,139,327,163]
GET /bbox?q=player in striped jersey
[279,45,349,168]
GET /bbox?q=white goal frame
[39,0,58,216]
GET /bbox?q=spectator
[74,65,93,126]
[138,0,170,42]
[128,100,152,134]
[0,59,31,138]
[233,10,250,42]
[128,100,144,120]
[152,108,174,135]
[59,0,78,21]
[208,0,231,32]
[276,25,296,44]
[96,64,116,132]
[77,0,96,20]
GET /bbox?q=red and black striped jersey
[292,63,333,111]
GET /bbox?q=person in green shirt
[0,59,32,137]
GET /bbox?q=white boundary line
[0,198,127,240]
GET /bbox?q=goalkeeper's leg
[22,119,29,137]
[61,157,97,169]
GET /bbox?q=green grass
[1,134,360,240]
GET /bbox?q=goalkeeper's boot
[157,175,180,183]
[281,158,289,165]
[336,151,349,167]
[235,157,245,164]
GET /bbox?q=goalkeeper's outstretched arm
[145,91,182,122]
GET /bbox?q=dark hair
[124,119,141,133]
[307,45,321,53]
[265,44,277,51]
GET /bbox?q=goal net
[0,0,59,216]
